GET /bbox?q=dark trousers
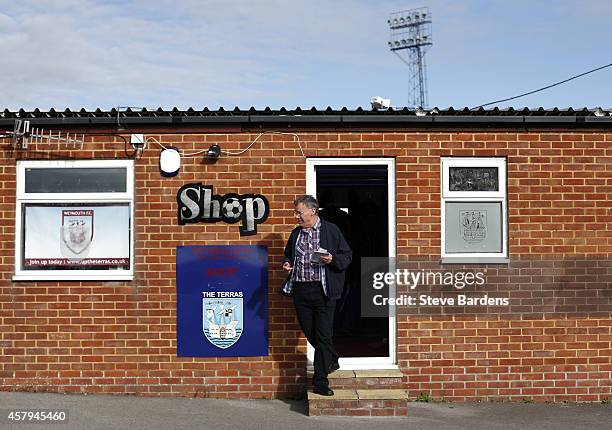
[292,281,338,389]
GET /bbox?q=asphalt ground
[0,392,610,430]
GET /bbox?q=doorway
[306,158,396,369]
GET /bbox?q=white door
[305,158,397,369]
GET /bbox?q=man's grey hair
[294,195,319,213]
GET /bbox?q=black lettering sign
[177,184,270,236]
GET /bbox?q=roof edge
[1,107,611,128]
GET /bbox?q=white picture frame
[441,157,508,263]
[14,160,134,281]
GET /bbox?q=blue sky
[1,0,610,110]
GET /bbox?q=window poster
[22,203,131,270]
[444,202,503,253]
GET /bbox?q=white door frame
[306,157,397,370]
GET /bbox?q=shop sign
[177,184,269,236]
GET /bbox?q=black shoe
[328,361,340,374]
[313,386,334,396]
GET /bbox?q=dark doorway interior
[316,165,389,358]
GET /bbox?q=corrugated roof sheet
[1,107,611,126]
[0,106,609,119]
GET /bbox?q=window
[441,157,508,263]
[15,160,134,280]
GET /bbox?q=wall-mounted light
[207,144,221,159]
[160,147,180,177]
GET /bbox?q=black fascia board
[119,116,173,125]
[180,116,249,124]
[249,115,342,123]
[585,116,612,123]
[84,117,117,125]
[432,115,524,123]
[2,111,611,128]
[341,115,433,123]
[524,116,576,123]
[0,117,91,126]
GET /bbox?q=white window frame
[441,157,508,263]
[14,159,135,281]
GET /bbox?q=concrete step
[307,369,405,390]
[307,388,409,416]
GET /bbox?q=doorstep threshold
[307,369,404,379]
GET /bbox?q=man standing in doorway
[283,195,352,396]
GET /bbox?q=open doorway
[306,158,396,369]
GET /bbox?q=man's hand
[282,262,293,273]
[320,254,332,265]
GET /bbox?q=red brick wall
[0,129,610,401]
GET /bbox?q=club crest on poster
[460,210,487,243]
[61,209,94,257]
[202,295,244,349]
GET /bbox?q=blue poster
[176,245,268,357]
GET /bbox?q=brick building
[0,107,610,415]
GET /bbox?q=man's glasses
[294,209,314,216]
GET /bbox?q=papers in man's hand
[310,248,329,263]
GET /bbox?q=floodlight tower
[388,7,433,108]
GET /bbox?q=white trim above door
[305,157,397,370]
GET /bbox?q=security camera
[371,96,391,110]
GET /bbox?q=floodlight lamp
[399,17,405,24]
[393,18,398,25]
[394,41,400,46]
[388,41,392,47]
